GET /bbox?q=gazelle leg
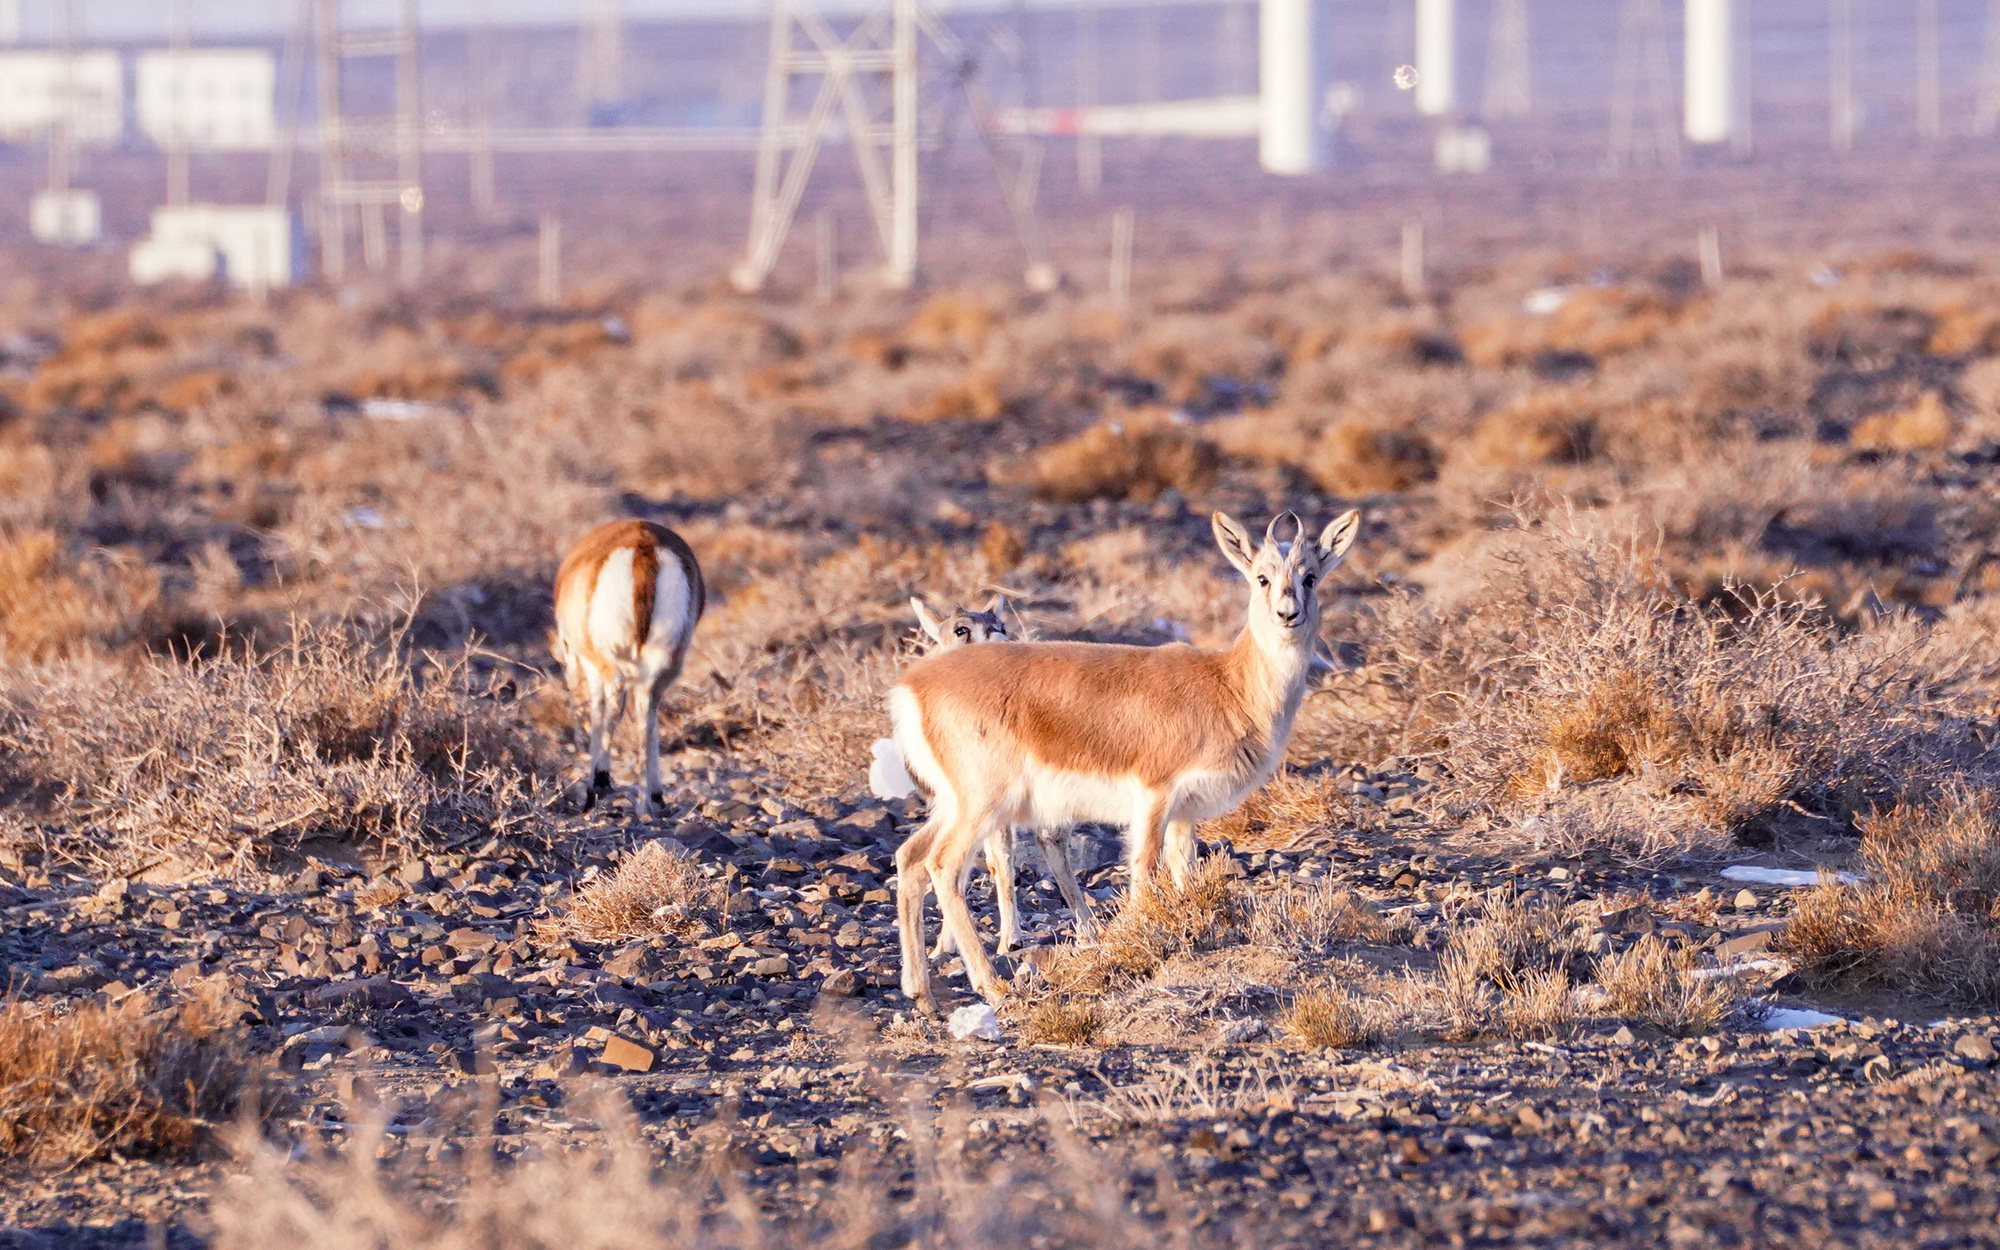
[1126,794,1170,899]
[1164,820,1198,888]
[637,657,682,819]
[1038,828,1099,944]
[896,822,941,1013]
[928,822,1008,1003]
[989,830,1022,954]
[583,668,613,803]
[929,852,976,959]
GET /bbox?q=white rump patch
[869,737,917,801]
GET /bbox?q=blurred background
[0,0,1993,298]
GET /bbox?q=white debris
[1720,865,1861,888]
[360,397,443,421]
[1521,287,1571,315]
[948,1003,1002,1042]
[868,738,917,801]
[1690,957,1790,980]
[1764,1007,1847,1031]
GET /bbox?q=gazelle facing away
[896,597,1098,959]
[890,510,1361,1013]
[553,519,706,818]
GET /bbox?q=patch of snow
[1690,957,1790,980]
[1763,1007,1847,1031]
[1721,865,1861,888]
[948,1003,1002,1042]
[868,738,917,801]
[360,398,444,420]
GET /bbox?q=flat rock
[308,977,413,1009]
[600,1035,656,1073]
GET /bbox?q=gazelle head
[1212,509,1362,649]
[910,595,1010,652]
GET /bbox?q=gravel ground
[2,762,1997,1249]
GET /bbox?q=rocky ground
[2,758,1997,1249]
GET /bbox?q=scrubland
[5,227,2000,1246]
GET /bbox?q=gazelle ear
[1315,510,1361,568]
[910,597,944,643]
[1212,512,1258,576]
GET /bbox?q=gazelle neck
[1228,616,1315,725]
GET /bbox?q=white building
[130,204,293,291]
[0,51,122,143]
[136,48,276,150]
[30,189,100,245]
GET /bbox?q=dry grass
[0,988,278,1168]
[1247,879,1389,953]
[1596,936,1748,1037]
[1783,787,2000,1009]
[1279,984,1381,1048]
[1205,771,1341,852]
[1850,390,1954,451]
[1302,423,1439,495]
[1016,412,1219,503]
[0,620,557,875]
[1041,857,1248,995]
[214,1091,1183,1250]
[566,840,726,943]
[1022,996,1107,1046]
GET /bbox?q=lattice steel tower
[313,0,425,282]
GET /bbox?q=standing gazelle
[898,597,1098,958]
[553,519,706,818]
[890,510,1361,1013]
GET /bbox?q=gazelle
[890,510,1361,1013]
[890,597,1098,959]
[553,519,706,818]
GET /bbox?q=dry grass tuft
[1017,414,1219,503]
[1850,391,1954,451]
[1783,787,2000,1009]
[0,989,278,1168]
[1466,392,1599,468]
[0,529,158,662]
[566,840,726,943]
[1596,935,1747,1036]
[1303,422,1439,495]
[1248,879,1388,953]
[1205,770,1340,851]
[1280,984,1380,1049]
[1042,857,1247,995]
[1021,996,1106,1046]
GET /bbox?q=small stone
[1611,1025,1638,1045]
[534,1046,588,1080]
[599,1036,656,1073]
[603,946,657,981]
[820,968,862,997]
[747,956,791,978]
[1732,889,1759,911]
[948,1003,1002,1042]
[1953,1033,1997,1063]
[308,977,413,1009]
[1717,930,1774,959]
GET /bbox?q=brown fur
[902,637,1269,788]
[554,519,705,673]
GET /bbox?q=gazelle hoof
[592,769,612,791]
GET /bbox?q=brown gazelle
[900,597,1098,959]
[553,519,705,817]
[890,510,1361,1013]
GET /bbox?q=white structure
[136,48,277,150]
[1435,123,1490,171]
[130,204,293,291]
[0,50,121,142]
[30,188,99,244]
[1415,0,1455,116]
[1683,0,1733,143]
[1258,0,1322,173]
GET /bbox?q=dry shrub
[1018,414,1219,503]
[1850,391,1954,451]
[1498,968,1577,1040]
[1022,997,1106,1046]
[903,294,996,354]
[1596,935,1746,1036]
[1926,301,1999,356]
[1546,286,1679,357]
[0,621,557,875]
[1042,857,1247,995]
[215,1091,1175,1250]
[1466,392,1598,467]
[1248,879,1388,953]
[1435,529,1975,860]
[1280,984,1380,1048]
[566,840,725,943]
[0,530,159,662]
[0,989,277,1168]
[978,520,1026,574]
[1304,422,1439,495]
[1783,787,2000,1009]
[911,372,1006,422]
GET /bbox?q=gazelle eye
[954,626,970,639]
[1256,576,1270,588]
[1303,573,1316,588]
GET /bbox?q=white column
[888,0,918,286]
[1415,0,1454,116]
[1684,0,1732,143]
[1258,0,1322,173]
